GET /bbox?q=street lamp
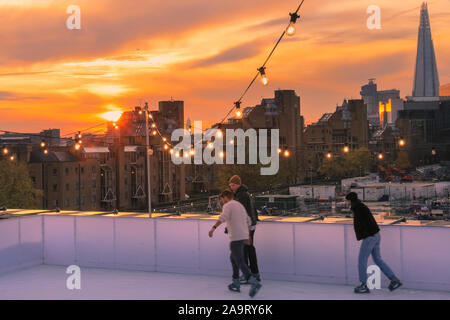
[144,102,152,218]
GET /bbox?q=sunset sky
[0,0,449,135]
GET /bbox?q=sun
[102,111,123,122]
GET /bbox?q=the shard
[412,2,439,98]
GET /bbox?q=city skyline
[1,0,450,134]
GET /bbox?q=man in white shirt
[209,190,262,298]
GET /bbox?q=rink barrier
[0,215,449,292]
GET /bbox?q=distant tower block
[412,2,440,98]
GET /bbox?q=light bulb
[261,75,269,86]
[164,144,169,150]
[284,150,290,157]
[219,151,225,158]
[3,147,8,154]
[152,130,157,136]
[236,110,242,118]
[217,130,223,137]
[207,142,213,149]
[286,22,296,36]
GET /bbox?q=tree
[0,160,42,208]
[395,150,411,169]
[346,148,372,176]
[319,148,373,180]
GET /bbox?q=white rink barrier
[0,215,449,292]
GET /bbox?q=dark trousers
[244,229,259,274]
[230,240,251,280]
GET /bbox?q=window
[92,166,96,173]
[91,195,96,203]
[92,180,96,188]
[66,184,70,191]
[81,167,84,174]
[53,184,58,192]
[52,168,58,176]
[65,199,70,206]
[65,168,69,175]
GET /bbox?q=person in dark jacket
[229,175,260,282]
[346,192,402,293]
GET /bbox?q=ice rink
[1,265,449,300]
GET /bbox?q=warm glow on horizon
[102,111,123,122]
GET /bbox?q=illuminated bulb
[138,110,143,115]
[175,151,180,158]
[399,139,405,147]
[184,152,189,159]
[286,23,296,36]
[258,67,269,86]
[378,153,384,160]
[164,144,169,150]
[2,147,8,154]
[286,12,299,36]
[10,155,15,161]
[190,149,195,156]
[217,130,223,137]
[151,123,156,128]
[207,142,213,149]
[40,141,46,148]
[326,153,332,159]
[169,149,174,155]
[75,144,81,150]
[149,114,153,119]
[152,130,157,136]
[278,148,282,154]
[343,146,349,153]
[219,151,225,158]
[284,150,290,157]
[163,137,167,142]
[43,149,49,154]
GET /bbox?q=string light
[398,137,405,147]
[40,140,46,148]
[10,155,15,161]
[378,153,384,160]
[343,144,350,153]
[43,149,49,154]
[326,152,333,159]
[2,147,8,155]
[258,67,269,86]
[286,12,300,36]
[284,148,290,157]
[235,101,242,118]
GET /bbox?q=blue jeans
[358,232,396,283]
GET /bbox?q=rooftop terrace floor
[1,265,449,300]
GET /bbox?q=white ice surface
[0,265,449,300]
